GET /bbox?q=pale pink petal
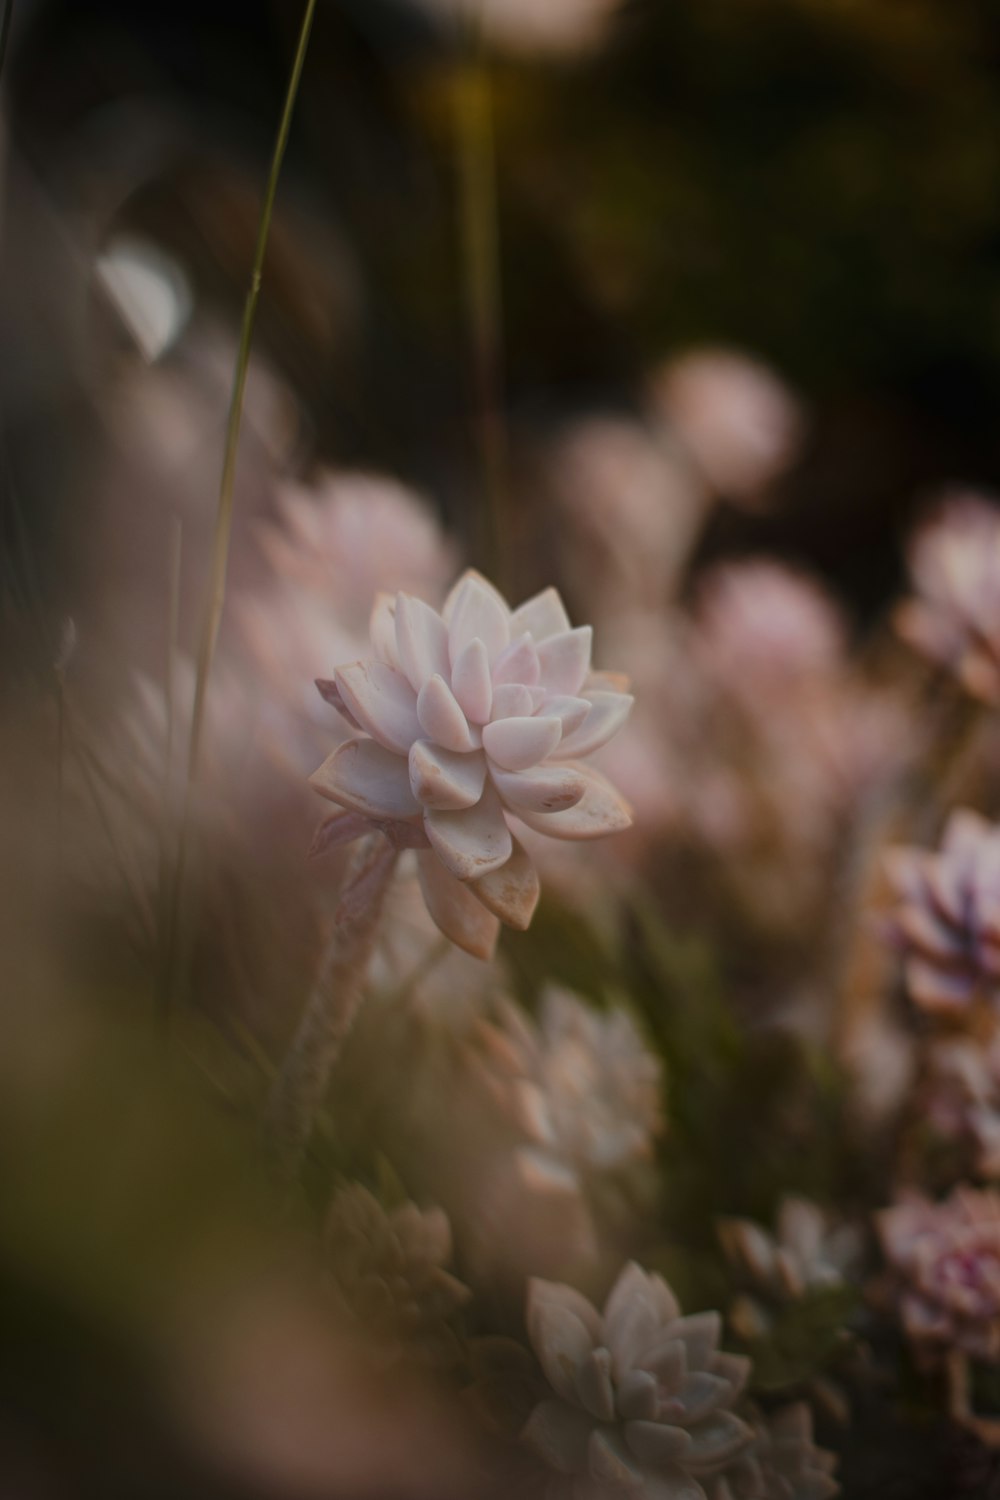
[492,683,545,720]
[308,808,369,857]
[409,741,487,810]
[493,633,541,686]
[310,737,420,821]
[544,695,591,736]
[442,567,508,622]
[554,691,634,758]
[483,715,563,772]
[416,673,477,752]
[491,763,586,814]
[514,762,632,839]
[469,837,540,930]
[451,637,493,724]
[509,586,571,643]
[537,627,593,696]
[315,678,362,730]
[424,782,513,879]
[447,574,510,663]
[369,593,399,667]
[416,849,500,960]
[394,593,450,692]
[335,661,421,754]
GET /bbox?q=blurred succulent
[237,471,455,761]
[737,1403,839,1500]
[884,808,1000,1017]
[878,1186,1000,1366]
[521,1260,756,1498]
[921,1033,1000,1179]
[649,347,804,507]
[413,0,624,55]
[323,1184,470,1368]
[895,493,1000,702]
[474,987,662,1182]
[310,570,633,960]
[718,1199,862,1344]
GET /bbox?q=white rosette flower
[310,570,634,959]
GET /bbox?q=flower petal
[369,592,400,668]
[394,593,451,692]
[514,763,632,840]
[308,809,369,857]
[447,573,510,663]
[544,695,592,737]
[416,849,499,960]
[623,1421,694,1468]
[491,763,586,814]
[451,637,493,725]
[493,633,541,686]
[492,683,545,720]
[315,678,362,730]
[483,715,563,772]
[335,660,421,754]
[469,837,540,930]
[310,738,420,821]
[409,741,487,810]
[509,585,571,643]
[424,782,513,879]
[537,627,593,696]
[555,691,634,758]
[521,1399,592,1475]
[416,673,477,752]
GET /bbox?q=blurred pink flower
[474,988,661,1182]
[884,808,1000,1016]
[415,0,623,55]
[522,1261,755,1498]
[544,415,705,617]
[311,570,633,959]
[879,1186,1000,1366]
[238,471,456,765]
[895,492,1000,702]
[650,347,804,506]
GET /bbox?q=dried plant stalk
[265,836,399,1180]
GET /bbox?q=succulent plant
[521,1260,756,1498]
[475,987,662,1182]
[884,808,1000,1016]
[310,570,633,959]
[735,1404,839,1500]
[323,1184,470,1368]
[878,1186,1000,1367]
[895,493,1000,703]
[922,1033,1000,1178]
[718,1199,861,1341]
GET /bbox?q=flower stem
[265,836,399,1182]
[159,0,318,1021]
[453,26,510,591]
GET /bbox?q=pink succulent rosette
[895,493,1000,702]
[310,570,633,959]
[884,809,1000,1016]
[878,1187,1000,1366]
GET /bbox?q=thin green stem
[453,28,510,590]
[160,0,318,1019]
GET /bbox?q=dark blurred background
[6,0,1000,639]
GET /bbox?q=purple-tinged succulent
[878,1186,1000,1366]
[521,1261,755,1499]
[884,809,1000,1016]
[310,570,633,960]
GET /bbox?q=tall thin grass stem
[453,23,510,590]
[160,0,318,1018]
